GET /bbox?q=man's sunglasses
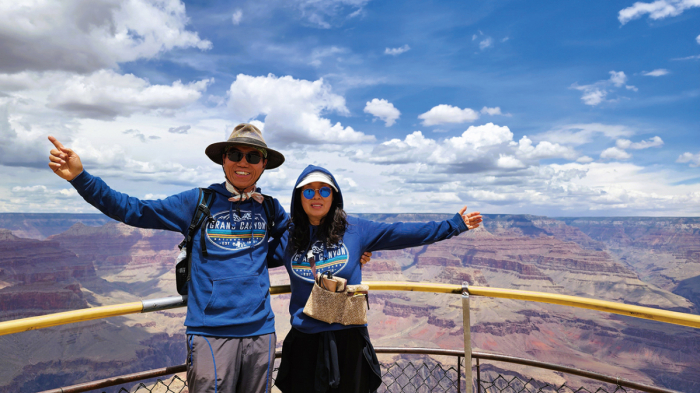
[226,149,263,165]
[302,187,332,200]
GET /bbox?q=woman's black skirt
[275,327,382,393]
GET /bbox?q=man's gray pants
[187,333,276,393]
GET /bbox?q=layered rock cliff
[560,217,700,310]
[2,213,700,392]
[0,229,92,321]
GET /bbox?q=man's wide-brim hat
[205,123,285,169]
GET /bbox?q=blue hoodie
[270,165,468,334]
[70,170,289,338]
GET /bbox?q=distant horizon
[1,212,699,219]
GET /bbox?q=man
[48,124,288,393]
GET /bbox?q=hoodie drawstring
[225,189,264,256]
[229,203,235,235]
[250,202,256,264]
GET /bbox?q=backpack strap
[182,188,214,275]
[196,189,215,256]
[261,194,277,230]
[176,188,214,295]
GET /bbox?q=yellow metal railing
[369,282,700,329]
[0,301,144,336]
[2,282,699,337]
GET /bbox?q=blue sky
[0,0,698,216]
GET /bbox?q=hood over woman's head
[290,165,343,216]
[289,165,348,251]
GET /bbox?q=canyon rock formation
[1,214,699,392]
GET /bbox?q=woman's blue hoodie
[271,165,468,334]
[70,170,289,338]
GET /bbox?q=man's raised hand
[48,136,83,181]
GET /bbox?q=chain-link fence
[107,357,635,393]
[381,359,460,392]
[116,374,186,393]
[478,373,630,393]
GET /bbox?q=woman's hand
[360,251,372,268]
[48,136,83,181]
[459,207,482,230]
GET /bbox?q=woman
[273,165,482,393]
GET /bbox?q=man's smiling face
[222,144,267,192]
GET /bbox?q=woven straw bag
[303,281,369,325]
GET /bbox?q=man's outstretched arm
[47,135,194,233]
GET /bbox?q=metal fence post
[476,358,481,393]
[457,356,461,393]
[462,282,472,393]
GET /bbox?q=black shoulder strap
[176,188,215,295]
[180,189,214,251]
[181,188,211,239]
[261,194,276,229]
[196,189,215,256]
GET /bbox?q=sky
[0,0,698,216]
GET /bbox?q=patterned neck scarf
[225,180,264,203]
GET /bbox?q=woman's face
[300,181,334,225]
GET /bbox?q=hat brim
[205,140,285,169]
[295,172,338,192]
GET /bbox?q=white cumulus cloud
[578,88,607,106]
[47,70,212,119]
[643,69,670,76]
[364,99,400,127]
[497,155,525,169]
[600,147,632,160]
[309,46,347,67]
[616,136,664,149]
[418,104,479,126]
[232,9,243,25]
[0,0,212,73]
[11,185,78,198]
[226,74,374,145]
[453,123,513,150]
[168,125,191,134]
[291,0,372,29]
[536,123,634,145]
[0,104,48,168]
[571,71,634,106]
[384,45,411,56]
[359,123,577,174]
[480,106,504,116]
[677,152,700,167]
[619,0,700,25]
[517,136,577,160]
[124,129,147,142]
[479,37,493,50]
[609,71,627,86]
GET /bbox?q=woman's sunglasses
[302,187,332,200]
[226,149,263,165]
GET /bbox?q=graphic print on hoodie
[207,210,268,250]
[291,240,350,281]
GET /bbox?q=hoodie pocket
[204,274,266,326]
